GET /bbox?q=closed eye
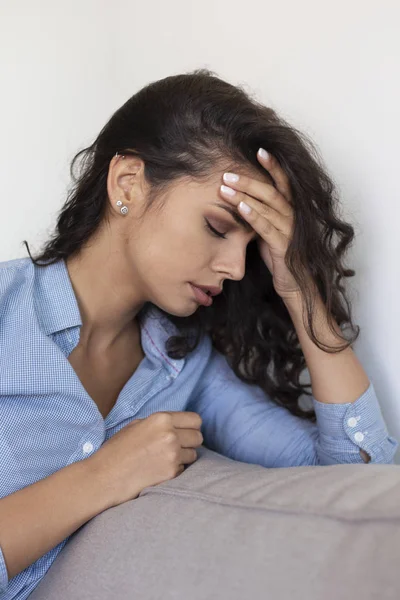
[204,218,227,239]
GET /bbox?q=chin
[152,290,199,318]
[160,303,199,318]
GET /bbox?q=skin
[66,151,371,463]
[66,154,272,357]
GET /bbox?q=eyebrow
[212,202,259,240]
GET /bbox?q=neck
[65,233,145,353]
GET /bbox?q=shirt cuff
[312,381,399,464]
[0,543,8,593]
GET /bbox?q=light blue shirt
[0,257,398,599]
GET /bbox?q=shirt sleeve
[187,345,399,467]
[0,543,8,593]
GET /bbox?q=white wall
[1,0,399,460]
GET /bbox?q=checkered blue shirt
[0,257,398,599]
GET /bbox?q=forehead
[173,157,274,194]
[186,161,274,198]
[211,160,274,185]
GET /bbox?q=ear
[107,155,147,215]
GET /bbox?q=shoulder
[0,256,34,298]
[0,256,32,272]
[0,257,36,330]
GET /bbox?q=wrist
[81,454,121,512]
[281,291,305,313]
[281,284,322,312]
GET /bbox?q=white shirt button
[83,442,94,454]
[347,417,358,427]
[354,432,364,443]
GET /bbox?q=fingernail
[223,172,239,183]
[258,148,269,159]
[239,201,251,214]
[220,185,236,196]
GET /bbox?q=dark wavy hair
[24,68,360,422]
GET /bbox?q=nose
[214,244,247,282]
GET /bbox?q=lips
[192,284,222,296]
[190,283,213,306]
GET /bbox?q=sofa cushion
[30,446,400,600]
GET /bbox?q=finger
[237,198,290,252]
[256,148,293,205]
[220,186,293,238]
[222,172,291,218]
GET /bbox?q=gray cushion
[30,446,400,600]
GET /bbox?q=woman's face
[107,155,272,317]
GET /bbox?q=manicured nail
[239,201,251,214]
[223,172,239,183]
[220,185,236,196]
[258,148,269,159]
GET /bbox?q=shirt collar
[33,258,186,376]
[34,258,82,336]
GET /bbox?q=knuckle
[263,220,272,234]
[153,412,172,426]
[283,208,292,219]
[271,189,281,203]
[262,204,270,217]
[163,430,178,445]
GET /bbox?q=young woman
[0,69,398,599]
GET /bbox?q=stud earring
[116,200,129,215]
